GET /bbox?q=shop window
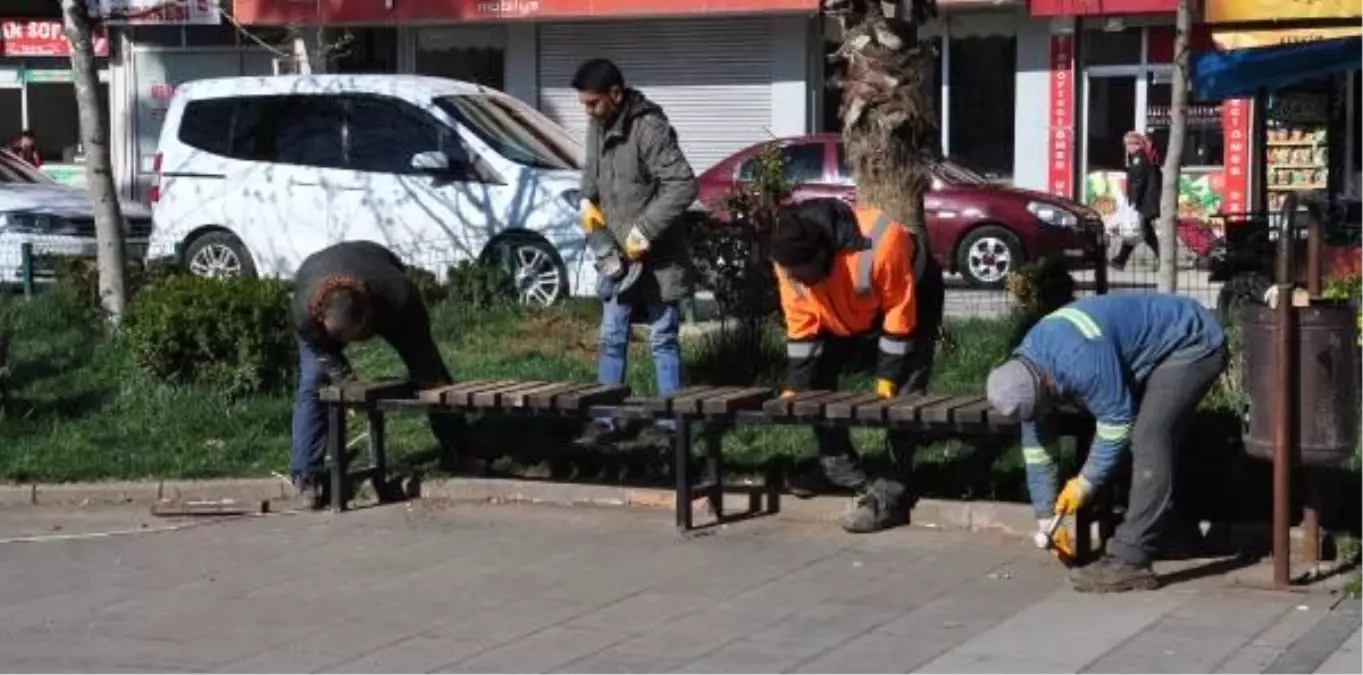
[334,28,398,74]
[1080,27,1141,67]
[738,142,824,184]
[1084,76,1136,176]
[344,95,465,175]
[1147,73,1223,168]
[948,31,1015,181]
[415,27,505,90]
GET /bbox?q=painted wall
[1012,15,1055,192]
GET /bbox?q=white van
[147,74,592,305]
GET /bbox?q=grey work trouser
[1109,344,1228,567]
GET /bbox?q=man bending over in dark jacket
[289,241,465,509]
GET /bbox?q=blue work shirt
[1014,293,1225,516]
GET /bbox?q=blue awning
[1193,36,1362,100]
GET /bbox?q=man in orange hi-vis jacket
[769,197,943,533]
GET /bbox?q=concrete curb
[0,476,1300,545]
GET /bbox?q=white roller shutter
[538,17,775,174]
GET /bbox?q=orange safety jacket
[774,206,920,387]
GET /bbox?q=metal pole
[19,242,33,300]
[1271,191,1297,587]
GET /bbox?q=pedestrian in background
[570,58,698,450]
[9,130,41,168]
[1110,130,1162,272]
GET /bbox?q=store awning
[1193,36,1363,100]
[232,0,822,24]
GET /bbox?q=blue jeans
[595,296,682,429]
[291,338,328,477]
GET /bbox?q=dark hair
[321,286,371,334]
[571,58,625,93]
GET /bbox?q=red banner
[1028,0,1175,16]
[1221,98,1251,214]
[1047,34,1074,200]
[0,20,108,57]
[233,0,819,24]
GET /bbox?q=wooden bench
[319,380,1109,561]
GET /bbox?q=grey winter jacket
[581,89,698,303]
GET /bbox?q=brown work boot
[840,480,909,534]
[287,474,326,512]
[1068,555,1160,593]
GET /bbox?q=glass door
[1081,70,1137,218]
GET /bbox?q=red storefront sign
[1028,0,1176,16]
[0,20,109,57]
[233,0,819,23]
[1047,34,1074,199]
[1221,98,1251,214]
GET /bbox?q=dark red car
[696,133,1104,288]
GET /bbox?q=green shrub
[443,261,518,310]
[40,254,184,309]
[406,266,448,306]
[121,275,294,396]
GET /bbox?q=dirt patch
[505,311,598,358]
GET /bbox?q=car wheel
[1216,272,1272,322]
[956,225,1024,289]
[481,234,568,307]
[184,231,256,279]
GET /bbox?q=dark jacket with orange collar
[773,200,920,388]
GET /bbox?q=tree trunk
[1156,0,1192,293]
[827,0,938,243]
[61,0,127,318]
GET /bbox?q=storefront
[0,17,111,188]
[232,0,822,175]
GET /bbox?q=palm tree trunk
[1156,0,1192,292]
[826,0,938,243]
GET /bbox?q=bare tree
[61,0,127,317]
[1156,0,1193,292]
[824,0,938,239]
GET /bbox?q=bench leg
[367,410,388,503]
[704,423,724,521]
[675,416,693,532]
[327,403,348,513]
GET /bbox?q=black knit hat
[770,210,825,267]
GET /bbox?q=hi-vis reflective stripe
[1095,421,1131,441]
[787,341,822,359]
[1022,446,1052,465]
[1046,307,1103,340]
[878,336,910,355]
[854,214,892,295]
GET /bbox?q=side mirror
[410,150,451,174]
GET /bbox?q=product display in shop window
[1086,171,1227,232]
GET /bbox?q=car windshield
[932,159,988,186]
[0,151,53,184]
[435,94,582,172]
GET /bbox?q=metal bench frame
[320,381,1111,562]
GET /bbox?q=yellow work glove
[779,389,798,400]
[624,225,650,261]
[1054,476,1095,516]
[1037,518,1076,564]
[581,199,605,233]
[874,378,896,399]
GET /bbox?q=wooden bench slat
[472,381,550,408]
[853,398,896,422]
[430,379,498,406]
[528,383,594,409]
[948,396,992,428]
[793,391,863,417]
[557,384,631,411]
[885,393,954,423]
[417,384,463,403]
[699,387,771,415]
[824,392,885,419]
[646,386,720,414]
[672,386,739,415]
[920,395,983,424]
[444,380,519,407]
[764,389,830,416]
[341,380,413,403]
[504,382,575,408]
[318,385,344,403]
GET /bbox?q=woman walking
[1110,131,1162,272]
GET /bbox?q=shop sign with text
[0,20,108,57]
[1047,34,1074,199]
[93,0,221,25]
[1029,0,1175,16]
[1213,25,1363,50]
[1206,0,1361,23]
[1221,99,1251,214]
[233,0,818,24]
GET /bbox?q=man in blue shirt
[986,293,1227,593]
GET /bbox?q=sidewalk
[0,502,1354,673]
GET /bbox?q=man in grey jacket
[572,58,698,448]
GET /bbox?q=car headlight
[1026,201,1079,228]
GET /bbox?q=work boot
[840,479,909,534]
[573,420,632,448]
[1109,243,1133,271]
[791,455,867,499]
[287,474,326,512]
[1068,555,1159,593]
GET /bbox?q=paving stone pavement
[0,502,1354,674]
